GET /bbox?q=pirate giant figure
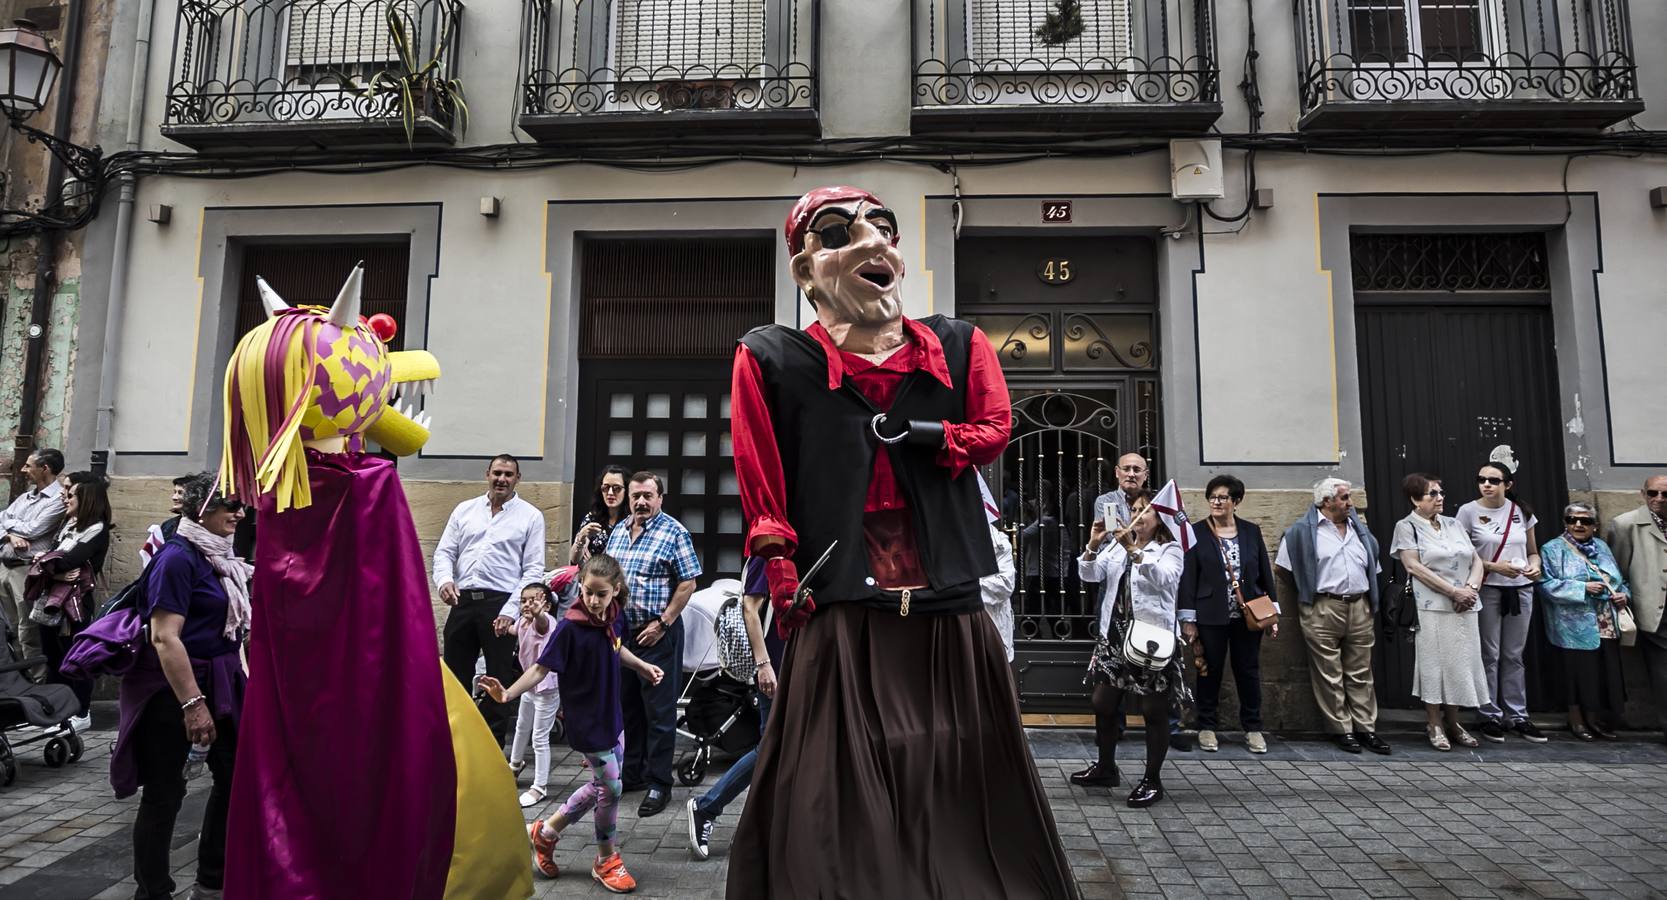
[726,186,1079,898]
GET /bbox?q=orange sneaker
[591,852,637,893]
[528,820,560,878]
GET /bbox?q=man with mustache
[725,186,1079,898]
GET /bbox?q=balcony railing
[1295,0,1642,129]
[163,0,465,149]
[912,0,1220,133]
[518,0,819,141]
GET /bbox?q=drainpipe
[89,0,156,477]
[10,0,84,497]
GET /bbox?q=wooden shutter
[612,0,766,74]
[286,0,400,68]
[236,242,411,351]
[969,0,1132,64]
[579,237,773,360]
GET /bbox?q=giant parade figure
[217,268,531,899]
[726,186,1080,898]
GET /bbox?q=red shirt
[731,317,1011,576]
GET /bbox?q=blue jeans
[693,695,771,819]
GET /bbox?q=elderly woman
[111,473,250,900]
[1539,502,1631,741]
[1178,474,1279,754]
[1393,473,1490,751]
[569,464,629,565]
[1071,489,1186,807]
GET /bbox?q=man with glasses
[1275,477,1391,755]
[1093,453,1150,533]
[1605,475,1667,740]
[433,453,546,741]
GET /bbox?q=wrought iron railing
[1296,0,1639,112]
[912,0,1218,108]
[164,0,464,132]
[519,0,817,118]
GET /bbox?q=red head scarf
[784,185,899,255]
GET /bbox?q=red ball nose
[367,313,398,343]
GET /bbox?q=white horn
[327,262,365,327]
[255,276,291,318]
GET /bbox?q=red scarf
[564,594,622,645]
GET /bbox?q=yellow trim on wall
[1313,193,1340,461]
[182,207,208,452]
[919,193,934,314]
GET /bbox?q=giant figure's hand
[768,557,813,639]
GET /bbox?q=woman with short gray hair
[1538,502,1631,741]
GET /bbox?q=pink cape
[225,452,456,898]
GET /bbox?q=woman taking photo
[570,465,628,565]
[1538,503,1631,741]
[1069,490,1186,807]
[1393,473,1490,751]
[1178,475,1279,754]
[110,473,251,900]
[32,472,113,732]
[1454,452,1544,743]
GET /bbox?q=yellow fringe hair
[219,313,320,513]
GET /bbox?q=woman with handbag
[1393,473,1491,751]
[1178,475,1279,755]
[1538,503,1631,741]
[1070,489,1187,808]
[30,472,113,732]
[1454,451,1545,743]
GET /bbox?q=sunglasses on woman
[1564,516,1597,527]
[1476,476,1505,486]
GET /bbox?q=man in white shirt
[1275,477,1389,755]
[433,454,547,740]
[1093,453,1150,531]
[1,448,66,674]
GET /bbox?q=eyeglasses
[599,485,624,493]
[1476,476,1505,486]
[1425,490,1445,498]
[1207,495,1232,504]
[1564,516,1597,527]
[1648,489,1667,499]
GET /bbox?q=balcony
[1296,0,1642,130]
[911,0,1220,134]
[162,0,465,150]
[518,0,819,143]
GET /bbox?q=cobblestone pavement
[3,705,1665,899]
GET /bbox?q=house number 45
[1037,258,1074,285]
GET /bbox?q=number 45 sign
[1041,201,1072,223]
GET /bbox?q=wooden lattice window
[235,242,410,349]
[579,237,773,359]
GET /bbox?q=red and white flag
[1151,478,1193,552]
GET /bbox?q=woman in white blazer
[1068,489,1187,808]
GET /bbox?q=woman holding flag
[1071,482,1190,807]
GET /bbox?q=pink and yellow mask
[220,263,440,512]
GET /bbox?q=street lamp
[0,19,99,185]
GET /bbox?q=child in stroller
[0,622,85,785]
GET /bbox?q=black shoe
[1570,723,1595,742]
[1355,731,1392,755]
[1589,721,1619,741]
[1478,720,1507,743]
[1169,732,1196,752]
[1126,777,1164,808]
[1068,761,1119,787]
[686,798,715,860]
[1512,720,1549,744]
[638,786,670,817]
[1334,733,1363,754]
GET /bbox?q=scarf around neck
[564,594,622,644]
[175,517,254,641]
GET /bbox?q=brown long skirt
[726,603,1080,900]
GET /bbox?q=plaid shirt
[605,511,702,627]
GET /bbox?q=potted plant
[1036,0,1086,46]
[338,3,469,146]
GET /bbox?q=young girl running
[479,554,663,893]
[507,582,561,807]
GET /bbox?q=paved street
[3,704,1665,899]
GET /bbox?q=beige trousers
[1298,594,1379,734]
[0,564,44,678]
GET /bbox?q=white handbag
[1120,617,1176,671]
[1616,604,1638,648]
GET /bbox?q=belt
[1317,591,1367,603]
[459,588,509,601]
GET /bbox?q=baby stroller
[0,623,84,786]
[674,578,762,786]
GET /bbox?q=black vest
[739,316,998,615]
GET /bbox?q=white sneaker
[1246,731,1268,754]
[518,786,546,808]
[68,714,91,734]
[1198,729,1219,752]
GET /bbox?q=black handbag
[1381,526,1420,637]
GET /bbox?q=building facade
[58,0,1667,726]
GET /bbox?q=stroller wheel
[677,751,707,787]
[67,734,84,763]
[44,738,68,768]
